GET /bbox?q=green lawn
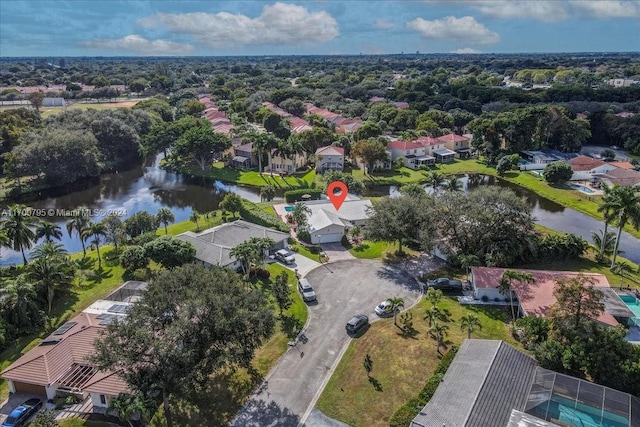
[179,162,316,189]
[316,298,518,427]
[289,241,322,262]
[58,417,122,427]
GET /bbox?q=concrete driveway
[231,259,422,427]
[283,253,322,277]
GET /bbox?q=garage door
[315,233,343,244]
[13,381,46,396]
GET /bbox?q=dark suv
[2,398,43,427]
[345,314,369,335]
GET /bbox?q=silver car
[275,249,296,265]
[297,278,317,302]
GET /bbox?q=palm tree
[2,204,37,264]
[444,176,463,192]
[28,256,73,314]
[460,313,482,339]
[66,207,90,257]
[611,262,633,287]
[387,297,405,326]
[597,184,617,258]
[425,287,443,311]
[30,241,68,261]
[82,221,107,268]
[252,133,278,173]
[109,393,140,427]
[190,209,200,231]
[230,241,254,277]
[429,322,449,353]
[425,171,445,192]
[606,185,640,268]
[499,270,535,321]
[260,185,277,202]
[459,254,480,282]
[424,308,439,327]
[248,237,275,270]
[291,202,311,229]
[35,220,63,243]
[0,275,43,330]
[591,229,617,258]
[156,208,175,234]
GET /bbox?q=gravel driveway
[231,259,422,427]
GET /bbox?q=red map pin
[327,181,348,211]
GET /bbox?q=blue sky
[1,1,639,56]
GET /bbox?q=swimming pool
[284,205,295,212]
[620,294,640,318]
[566,183,595,194]
[530,170,544,176]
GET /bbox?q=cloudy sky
[1,0,639,56]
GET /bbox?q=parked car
[375,300,393,316]
[426,277,463,291]
[297,278,317,302]
[2,398,43,427]
[275,249,295,264]
[346,314,369,335]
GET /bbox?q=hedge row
[239,200,289,233]
[389,345,459,427]
[284,188,323,203]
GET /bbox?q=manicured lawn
[316,298,519,427]
[344,238,420,261]
[58,417,122,427]
[352,167,427,186]
[180,162,316,189]
[290,241,322,262]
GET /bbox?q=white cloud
[569,0,640,18]
[451,48,481,54]
[407,16,499,45]
[137,2,339,47]
[80,35,194,55]
[469,1,569,22]
[374,18,396,29]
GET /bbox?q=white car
[275,249,295,265]
[375,300,393,316]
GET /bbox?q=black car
[2,398,43,427]
[345,314,369,335]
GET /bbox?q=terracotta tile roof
[305,103,342,121]
[602,168,640,187]
[414,136,442,146]
[610,161,636,170]
[262,102,292,118]
[315,146,345,156]
[568,155,608,171]
[471,267,618,327]
[387,140,424,150]
[436,133,470,144]
[84,371,130,396]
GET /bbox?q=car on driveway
[275,249,295,264]
[346,314,369,335]
[2,398,43,427]
[426,277,463,291]
[375,300,393,316]
[297,278,317,302]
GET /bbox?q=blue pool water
[284,206,295,212]
[530,170,544,176]
[567,183,596,194]
[620,294,640,318]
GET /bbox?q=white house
[568,155,617,181]
[387,140,434,169]
[315,146,345,172]
[267,150,308,173]
[303,198,373,244]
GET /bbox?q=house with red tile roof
[470,267,634,327]
[315,146,344,172]
[1,282,146,411]
[387,139,434,169]
[198,95,233,138]
[262,102,312,134]
[568,155,617,180]
[599,167,640,188]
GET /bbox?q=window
[100,394,106,405]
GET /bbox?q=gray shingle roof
[303,199,372,223]
[176,220,289,267]
[411,340,538,427]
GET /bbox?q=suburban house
[387,140,433,169]
[267,150,309,173]
[303,198,372,244]
[200,95,233,138]
[262,102,312,134]
[176,220,290,269]
[305,103,364,134]
[437,133,473,158]
[411,339,639,427]
[232,142,257,170]
[599,167,640,188]
[568,155,618,181]
[470,267,634,327]
[1,281,148,411]
[518,150,577,171]
[315,146,345,172]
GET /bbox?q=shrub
[537,233,588,260]
[130,231,158,246]
[298,229,311,243]
[257,269,270,280]
[238,200,289,232]
[284,188,323,203]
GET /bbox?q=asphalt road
[230,259,422,427]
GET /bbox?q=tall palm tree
[611,262,633,287]
[66,207,90,257]
[444,176,463,192]
[35,220,63,243]
[425,171,445,192]
[248,237,275,270]
[291,202,311,229]
[156,208,175,235]
[597,184,617,258]
[424,307,439,327]
[2,204,37,264]
[230,241,254,277]
[590,229,617,257]
[499,270,535,321]
[82,221,107,268]
[429,322,449,353]
[260,185,277,202]
[28,256,73,314]
[190,209,200,231]
[607,185,640,268]
[459,254,480,282]
[30,241,68,261]
[0,275,43,330]
[460,313,482,339]
[252,133,278,174]
[387,297,405,326]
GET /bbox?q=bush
[298,229,311,243]
[257,269,270,279]
[284,188,323,203]
[239,200,289,232]
[537,233,588,260]
[130,231,158,246]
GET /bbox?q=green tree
[156,207,175,234]
[29,241,68,261]
[66,207,90,256]
[550,274,604,333]
[101,214,126,255]
[543,161,573,184]
[597,184,618,259]
[400,183,425,197]
[144,235,196,269]
[499,270,534,321]
[182,99,206,117]
[429,322,449,353]
[35,220,62,243]
[28,256,74,313]
[124,211,158,238]
[459,254,480,282]
[322,171,366,195]
[173,122,231,171]
[291,202,311,229]
[387,296,405,326]
[444,176,462,192]
[460,313,482,339]
[424,308,439,327]
[230,241,254,277]
[82,221,107,268]
[219,193,243,218]
[120,245,149,272]
[611,262,633,287]
[601,148,616,161]
[190,209,200,231]
[606,185,640,268]
[590,229,617,258]
[260,185,277,202]
[351,139,389,174]
[251,133,278,173]
[425,287,443,311]
[91,264,275,427]
[0,275,44,332]
[424,171,445,192]
[27,91,44,112]
[272,270,292,315]
[2,204,37,264]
